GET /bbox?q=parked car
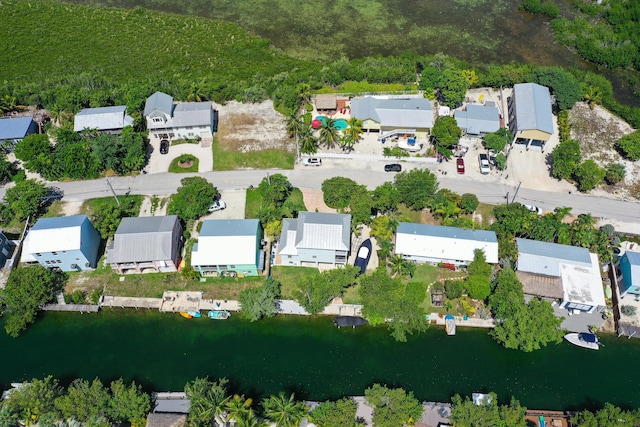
[488,149,497,165]
[160,139,169,155]
[523,204,543,215]
[303,157,322,166]
[456,157,465,174]
[208,200,227,213]
[384,163,402,172]
[479,154,490,174]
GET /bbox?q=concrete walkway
[430,313,495,329]
[102,296,162,310]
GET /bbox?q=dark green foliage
[616,131,640,160]
[91,197,141,240]
[311,397,359,427]
[551,139,582,180]
[259,173,293,205]
[520,0,559,18]
[372,182,400,214]
[438,68,469,108]
[431,116,462,157]
[444,280,465,299]
[108,379,151,424]
[238,278,281,321]
[364,384,423,427]
[574,160,606,191]
[360,269,428,342]
[168,177,218,222]
[14,134,52,171]
[465,275,491,300]
[1,376,62,424]
[261,393,308,427]
[481,63,532,88]
[459,193,479,214]
[483,128,512,153]
[531,67,582,110]
[0,266,66,337]
[1,179,49,224]
[467,250,493,277]
[451,393,527,427]
[494,153,507,170]
[348,186,375,226]
[321,177,359,209]
[418,66,443,95]
[488,269,525,319]
[605,163,626,184]
[394,169,439,210]
[184,377,230,427]
[571,402,640,426]
[0,152,17,185]
[297,266,360,314]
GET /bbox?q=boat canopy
[579,333,597,343]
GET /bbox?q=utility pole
[512,181,522,204]
[105,179,120,207]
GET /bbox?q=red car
[456,157,465,174]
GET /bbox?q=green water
[2,310,640,410]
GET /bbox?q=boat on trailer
[445,314,456,335]
[208,310,230,320]
[564,332,600,350]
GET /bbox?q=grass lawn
[80,195,144,217]
[213,139,294,170]
[270,266,319,299]
[475,202,496,228]
[42,201,66,218]
[245,187,307,219]
[397,204,423,224]
[168,155,199,173]
[342,284,361,305]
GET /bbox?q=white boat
[564,332,600,350]
[445,314,456,336]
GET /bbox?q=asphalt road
[4,168,638,227]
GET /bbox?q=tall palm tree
[296,83,312,108]
[377,239,395,266]
[339,134,356,152]
[224,394,253,426]
[235,409,268,427]
[285,110,305,139]
[48,104,72,126]
[184,378,229,427]
[388,254,414,278]
[298,127,318,155]
[318,117,341,149]
[261,393,307,427]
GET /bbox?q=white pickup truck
[479,153,490,174]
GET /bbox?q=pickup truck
[479,154,490,174]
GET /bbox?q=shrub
[466,274,491,300]
[617,131,640,160]
[551,139,581,180]
[459,193,479,214]
[495,153,507,170]
[445,280,465,299]
[621,305,637,316]
[605,163,626,184]
[574,160,606,191]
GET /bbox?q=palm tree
[261,393,307,427]
[235,409,268,427]
[285,111,305,139]
[48,104,72,126]
[583,85,602,110]
[184,378,230,427]
[344,117,363,142]
[296,83,312,108]
[186,80,208,102]
[318,117,341,149]
[339,134,356,152]
[377,239,394,266]
[298,127,318,155]
[224,394,253,426]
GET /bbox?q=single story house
[0,116,38,146]
[20,215,100,271]
[315,94,337,111]
[107,215,183,274]
[395,223,499,266]
[191,219,264,277]
[515,238,605,314]
[454,103,500,136]
[618,251,640,297]
[0,231,16,269]
[277,212,351,267]
[350,96,434,139]
[73,106,134,134]
[507,83,554,148]
[144,91,215,140]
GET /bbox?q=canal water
[2,310,639,410]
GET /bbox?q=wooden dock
[42,304,100,313]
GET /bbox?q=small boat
[334,316,367,328]
[445,314,456,336]
[179,312,192,319]
[564,332,600,350]
[354,239,372,276]
[207,310,230,320]
[187,311,202,318]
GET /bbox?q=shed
[315,94,337,110]
[73,106,134,133]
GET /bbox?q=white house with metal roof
[20,215,101,271]
[454,103,501,136]
[144,91,215,141]
[277,212,351,267]
[191,219,264,277]
[350,96,434,139]
[507,83,554,149]
[516,238,605,314]
[395,223,498,265]
[107,215,183,274]
[73,106,134,134]
[0,116,38,146]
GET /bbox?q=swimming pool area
[314,116,348,131]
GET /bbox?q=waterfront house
[144,91,216,141]
[507,83,554,149]
[350,96,434,139]
[73,106,134,134]
[395,223,499,266]
[20,215,100,271]
[191,219,264,277]
[515,238,605,314]
[454,103,500,136]
[618,250,640,298]
[277,212,351,267]
[107,215,183,274]
[0,231,15,269]
[0,116,38,146]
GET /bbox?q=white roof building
[395,223,498,265]
[74,106,134,133]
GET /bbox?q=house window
[152,117,163,123]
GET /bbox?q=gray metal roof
[454,104,500,135]
[199,219,259,237]
[516,238,591,276]
[32,215,87,230]
[512,83,554,135]
[108,216,179,263]
[0,117,35,140]
[350,97,433,128]
[397,222,497,243]
[278,218,297,255]
[625,251,640,266]
[172,102,212,128]
[73,106,134,132]
[144,91,174,117]
[295,212,350,251]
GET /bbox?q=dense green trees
[91,196,142,240]
[168,177,218,222]
[238,278,282,321]
[394,169,439,210]
[616,131,640,160]
[531,67,582,111]
[364,384,423,427]
[321,177,359,209]
[574,159,606,191]
[483,128,513,153]
[297,266,359,314]
[261,393,307,427]
[451,392,527,427]
[185,377,230,427]
[438,68,469,108]
[0,266,66,337]
[571,402,640,426]
[551,139,582,180]
[0,179,50,224]
[431,116,462,158]
[310,398,359,427]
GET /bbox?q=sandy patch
[214,100,294,153]
[61,201,83,216]
[301,189,337,213]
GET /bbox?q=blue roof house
[20,215,101,271]
[454,104,500,136]
[507,83,554,149]
[191,219,264,277]
[619,251,640,297]
[0,116,38,146]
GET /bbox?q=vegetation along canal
[2,310,640,410]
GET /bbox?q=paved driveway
[147,135,213,174]
[201,189,246,220]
